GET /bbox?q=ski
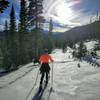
[41,87,54,100]
[32,83,48,100]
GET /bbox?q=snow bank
[84,41,98,50]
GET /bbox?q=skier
[39,49,54,91]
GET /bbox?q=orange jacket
[39,54,53,64]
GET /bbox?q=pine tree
[48,18,55,53]
[78,41,87,59]
[4,20,9,56]
[19,0,27,32]
[19,0,29,64]
[4,21,9,45]
[0,0,9,13]
[62,41,67,53]
[27,0,44,29]
[49,19,53,36]
[27,0,44,59]
[9,5,19,69]
[27,0,35,29]
[1,20,11,70]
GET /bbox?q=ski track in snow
[0,63,39,89]
[0,49,100,100]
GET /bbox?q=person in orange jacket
[39,49,54,90]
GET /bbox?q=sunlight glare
[55,1,73,22]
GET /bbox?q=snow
[84,41,98,50]
[0,48,100,100]
[97,50,100,56]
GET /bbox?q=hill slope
[0,48,100,100]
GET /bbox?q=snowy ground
[84,40,98,51]
[0,49,100,100]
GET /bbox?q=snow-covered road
[0,49,100,100]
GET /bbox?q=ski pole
[50,62,54,91]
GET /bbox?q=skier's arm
[39,56,42,64]
[49,55,54,62]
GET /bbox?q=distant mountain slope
[54,21,100,46]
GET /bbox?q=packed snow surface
[0,49,100,100]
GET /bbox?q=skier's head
[44,48,48,54]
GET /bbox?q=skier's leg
[45,72,48,86]
[39,72,45,92]
[40,72,45,85]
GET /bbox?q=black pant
[40,72,49,85]
[40,63,50,73]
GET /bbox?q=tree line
[0,0,55,71]
[0,0,100,71]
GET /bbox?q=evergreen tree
[0,0,9,13]
[27,0,44,59]
[49,19,53,34]
[4,21,9,45]
[19,0,29,64]
[27,0,35,29]
[19,0,27,32]
[27,0,44,29]
[9,5,19,69]
[1,20,11,70]
[47,18,55,53]
[62,41,67,53]
[78,41,87,59]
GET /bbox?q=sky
[0,0,100,32]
